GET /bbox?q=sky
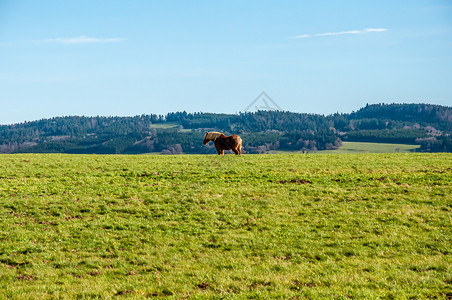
[1,0,451,125]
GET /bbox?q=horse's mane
[205,131,223,141]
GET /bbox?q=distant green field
[0,153,450,299]
[149,122,194,132]
[322,141,421,153]
[149,122,180,129]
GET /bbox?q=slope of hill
[0,103,450,154]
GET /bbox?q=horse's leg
[216,145,224,155]
[236,141,242,155]
[232,148,239,155]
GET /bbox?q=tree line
[0,103,450,154]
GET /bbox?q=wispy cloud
[291,28,388,39]
[37,35,126,44]
[293,34,311,39]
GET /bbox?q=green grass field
[0,153,450,299]
[149,122,180,129]
[322,142,421,153]
[149,122,193,133]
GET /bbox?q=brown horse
[203,132,242,155]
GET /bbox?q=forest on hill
[0,103,450,154]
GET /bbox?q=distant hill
[337,103,451,151]
[350,103,451,126]
[0,103,450,154]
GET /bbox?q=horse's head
[203,132,211,145]
[203,132,222,145]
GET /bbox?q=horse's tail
[237,136,242,155]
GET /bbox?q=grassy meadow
[0,153,450,299]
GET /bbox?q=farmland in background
[321,142,421,153]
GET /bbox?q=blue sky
[1,0,451,124]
